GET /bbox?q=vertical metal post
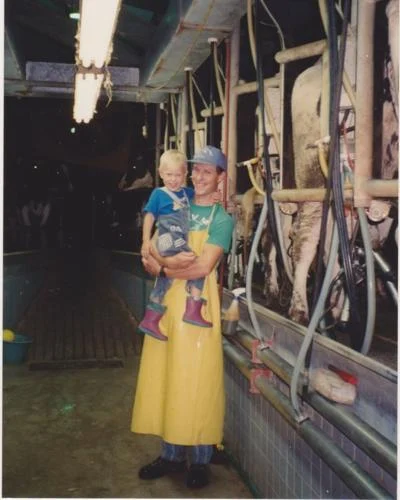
[155,104,161,187]
[354,1,376,207]
[226,22,240,200]
[208,38,217,146]
[185,67,194,158]
[178,90,187,155]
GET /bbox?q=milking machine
[226,0,398,418]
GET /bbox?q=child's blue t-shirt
[143,187,194,218]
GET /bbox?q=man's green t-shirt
[189,203,234,253]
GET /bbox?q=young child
[138,149,214,341]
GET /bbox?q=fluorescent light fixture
[78,0,122,68]
[69,12,80,20]
[73,0,121,123]
[73,72,104,124]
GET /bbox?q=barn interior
[3,0,398,499]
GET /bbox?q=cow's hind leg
[289,202,322,325]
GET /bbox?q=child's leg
[139,278,172,341]
[183,278,212,328]
[189,286,202,300]
[149,277,168,304]
[186,278,205,300]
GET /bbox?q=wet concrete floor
[3,355,253,498]
[2,247,252,498]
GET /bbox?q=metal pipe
[201,105,224,118]
[170,94,178,147]
[275,39,327,64]
[354,0,377,207]
[373,251,398,304]
[363,179,399,198]
[271,180,398,202]
[278,67,285,190]
[155,104,161,187]
[223,339,393,499]
[188,71,203,150]
[226,22,240,200]
[178,91,187,154]
[208,38,217,146]
[272,187,354,202]
[212,39,225,113]
[223,36,231,203]
[223,340,253,379]
[185,68,194,158]
[321,49,330,138]
[235,330,397,479]
[163,100,169,151]
[232,76,280,96]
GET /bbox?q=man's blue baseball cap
[188,145,227,171]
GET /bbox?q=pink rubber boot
[138,303,168,341]
[182,297,213,328]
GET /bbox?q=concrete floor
[3,353,253,498]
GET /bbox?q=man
[131,146,234,489]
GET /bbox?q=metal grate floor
[17,249,140,370]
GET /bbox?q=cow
[248,0,398,328]
[288,0,398,326]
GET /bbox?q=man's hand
[148,244,196,269]
[164,251,196,269]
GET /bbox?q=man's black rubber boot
[138,456,186,480]
[186,464,209,489]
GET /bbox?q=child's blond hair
[159,149,187,174]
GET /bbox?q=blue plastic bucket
[3,334,33,364]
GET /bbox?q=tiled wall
[224,359,396,499]
[109,257,397,500]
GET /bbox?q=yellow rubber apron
[131,209,224,445]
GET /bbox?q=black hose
[312,9,352,316]
[254,0,285,274]
[327,0,363,350]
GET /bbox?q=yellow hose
[245,159,265,195]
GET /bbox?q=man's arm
[144,243,223,280]
[149,242,196,269]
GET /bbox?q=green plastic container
[3,334,33,364]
